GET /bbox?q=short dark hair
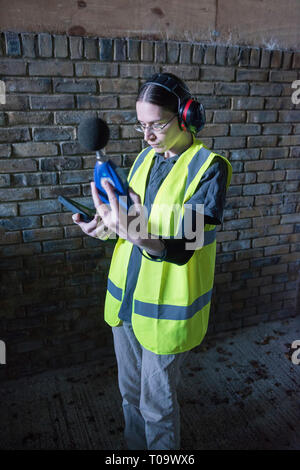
[137,73,190,114]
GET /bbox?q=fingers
[90,181,102,211]
[91,180,119,219]
[95,219,113,240]
[90,181,110,216]
[72,212,98,234]
[128,187,141,205]
[72,212,97,225]
[72,213,81,224]
[102,180,119,214]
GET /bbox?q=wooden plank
[2,0,299,49]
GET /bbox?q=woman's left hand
[90,180,148,244]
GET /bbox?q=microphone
[78,117,110,157]
[78,117,132,211]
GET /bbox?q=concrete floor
[0,316,299,450]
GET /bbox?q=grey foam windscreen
[78,118,110,151]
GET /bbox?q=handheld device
[58,195,96,222]
[78,118,132,211]
[93,160,131,211]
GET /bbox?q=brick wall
[0,32,299,380]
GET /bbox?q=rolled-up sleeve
[187,156,228,225]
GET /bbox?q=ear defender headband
[145,73,206,134]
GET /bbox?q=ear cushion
[179,99,206,134]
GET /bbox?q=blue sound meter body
[94,152,132,211]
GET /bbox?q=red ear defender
[180,99,194,131]
[179,98,206,135]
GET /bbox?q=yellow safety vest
[104,138,232,354]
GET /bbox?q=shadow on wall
[0,245,114,380]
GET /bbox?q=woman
[73,72,232,450]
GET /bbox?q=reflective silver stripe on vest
[128,147,153,183]
[134,288,213,320]
[184,146,212,199]
[203,228,216,245]
[107,278,123,301]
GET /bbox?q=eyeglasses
[134,114,177,133]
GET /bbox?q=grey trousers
[112,322,189,450]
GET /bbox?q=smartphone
[58,196,96,222]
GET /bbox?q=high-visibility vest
[104,138,232,354]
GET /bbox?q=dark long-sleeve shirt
[118,151,228,323]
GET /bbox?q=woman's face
[136,101,184,154]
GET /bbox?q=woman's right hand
[72,213,114,240]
